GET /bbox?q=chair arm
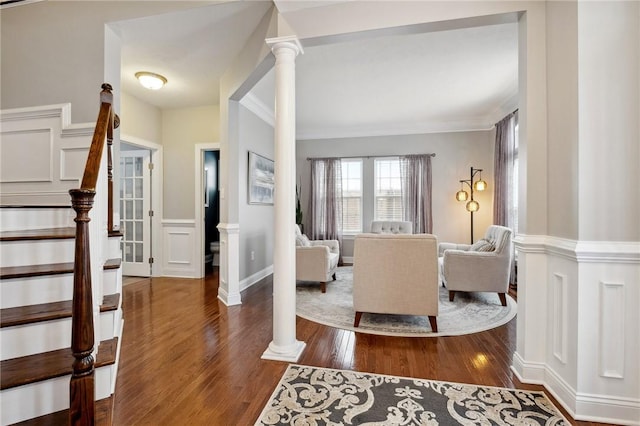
[310,239,340,255]
[438,242,471,257]
[296,245,330,281]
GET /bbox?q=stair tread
[0,262,74,280]
[0,294,120,328]
[1,258,122,280]
[103,258,122,270]
[12,396,113,426]
[0,227,75,242]
[1,338,118,390]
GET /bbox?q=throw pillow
[296,234,311,247]
[470,238,495,252]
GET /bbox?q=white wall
[238,104,275,282]
[161,105,220,219]
[296,131,494,257]
[0,1,212,123]
[120,92,162,143]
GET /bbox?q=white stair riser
[1,310,120,360]
[107,237,122,259]
[100,308,122,339]
[1,239,75,267]
[103,269,120,295]
[0,364,115,425]
[1,274,73,309]
[0,208,74,232]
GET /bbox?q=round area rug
[296,266,517,337]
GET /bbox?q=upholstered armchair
[353,233,439,331]
[295,225,340,293]
[369,220,413,234]
[439,225,513,306]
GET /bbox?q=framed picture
[248,151,275,204]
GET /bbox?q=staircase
[0,86,123,425]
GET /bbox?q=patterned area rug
[255,365,568,425]
[296,266,517,337]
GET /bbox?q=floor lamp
[455,167,487,244]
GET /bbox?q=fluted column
[262,36,306,362]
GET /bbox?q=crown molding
[240,93,275,127]
[296,118,494,140]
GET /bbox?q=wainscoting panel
[0,104,93,205]
[60,147,89,181]
[552,273,568,364]
[514,235,639,425]
[161,220,197,278]
[599,281,625,379]
[0,129,53,183]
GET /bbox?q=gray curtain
[493,111,517,226]
[399,154,433,234]
[493,110,518,282]
[309,158,343,248]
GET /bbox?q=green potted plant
[296,184,303,233]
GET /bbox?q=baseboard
[575,393,640,425]
[240,264,274,292]
[512,352,640,425]
[341,256,354,265]
[217,286,242,306]
[511,351,546,384]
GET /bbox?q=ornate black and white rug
[297,266,517,337]
[255,365,568,425]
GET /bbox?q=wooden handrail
[69,83,117,425]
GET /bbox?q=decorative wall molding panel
[599,281,625,379]
[513,234,640,425]
[0,104,94,205]
[161,219,197,278]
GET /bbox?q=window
[374,158,403,221]
[341,159,362,234]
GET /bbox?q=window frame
[373,156,403,222]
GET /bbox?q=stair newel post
[69,188,96,426]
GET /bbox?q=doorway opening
[204,150,221,276]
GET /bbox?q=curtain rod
[306,153,435,161]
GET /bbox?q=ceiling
[114,2,518,139]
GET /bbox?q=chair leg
[428,316,438,333]
[449,290,455,302]
[332,273,337,281]
[354,311,363,327]
[498,292,507,306]
[320,282,326,293]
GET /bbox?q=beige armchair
[295,225,340,293]
[439,225,513,306]
[353,233,439,331]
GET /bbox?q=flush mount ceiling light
[135,71,167,90]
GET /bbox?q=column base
[261,340,306,362]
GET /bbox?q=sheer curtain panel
[309,158,343,247]
[493,110,518,283]
[399,154,433,234]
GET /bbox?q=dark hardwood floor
[113,270,606,425]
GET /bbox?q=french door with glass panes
[120,150,152,276]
